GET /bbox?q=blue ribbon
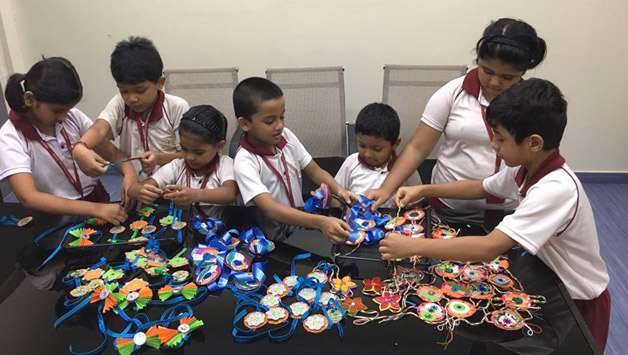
[37,222,85,270]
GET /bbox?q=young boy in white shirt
[72,37,189,202]
[335,103,421,207]
[233,77,355,243]
[379,78,610,352]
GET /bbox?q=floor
[2,176,626,354]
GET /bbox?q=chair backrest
[382,65,467,153]
[266,66,347,158]
[164,67,239,151]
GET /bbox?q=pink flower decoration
[373,291,401,312]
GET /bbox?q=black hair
[233,77,283,121]
[4,57,82,114]
[476,18,547,71]
[110,36,163,84]
[179,105,228,145]
[354,103,400,144]
[486,78,567,150]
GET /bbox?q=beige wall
[2,0,627,171]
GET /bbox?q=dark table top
[0,203,600,355]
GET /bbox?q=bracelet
[72,140,89,152]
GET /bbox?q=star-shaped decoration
[341,296,367,315]
[373,291,401,312]
[363,276,385,294]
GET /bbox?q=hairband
[483,35,530,53]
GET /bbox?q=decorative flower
[373,291,401,312]
[89,284,121,313]
[130,220,148,230]
[304,314,327,331]
[82,268,104,281]
[363,276,385,293]
[159,216,174,226]
[137,206,155,217]
[87,217,107,226]
[341,297,367,315]
[102,269,124,281]
[69,228,97,247]
[331,276,358,295]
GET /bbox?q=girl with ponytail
[0,57,137,224]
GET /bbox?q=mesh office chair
[164,67,239,152]
[266,66,347,199]
[382,65,467,183]
[266,66,347,158]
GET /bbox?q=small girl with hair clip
[129,105,236,206]
[0,57,137,225]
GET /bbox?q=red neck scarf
[239,132,287,156]
[515,150,566,197]
[358,150,398,171]
[184,154,220,188]
[8,110,43,141]
[124,90,165,123]
[239,132,295,206]
[8,110,84,197]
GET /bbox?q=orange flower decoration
[89,285,119,313]
[130,220,148,230]
[341,297,367,315]
[82,268,104,281]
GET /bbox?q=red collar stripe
[515,150,566,197]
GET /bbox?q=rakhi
[492,291,546,310]
[0,214,33,227]
[304,184,330,213]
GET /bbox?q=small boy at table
[233,77,355,243]
[335,103,421,207]
[72,36,189,179]
[379,78,610,352]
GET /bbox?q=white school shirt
[0,108,98,199]
[421,71,518,211]
[151,155,234,205]
[335,152,422,208]
[483,161,609,300]
[98,91,189,171]
[234,128,312,206]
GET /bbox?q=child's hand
[121,174,139,210]
[394,186,425,208]
[139,184,163,205]
[140,151,158,175]
[364,188,392,211]
[317,216,351,244]
[379,232,418,260]
[72,144,109,177]
[336,188,358,205]
[94,203,128,226]
[164,185,198,205]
